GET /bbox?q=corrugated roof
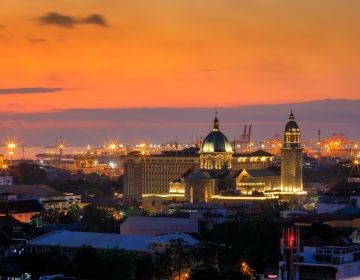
[28,230,198,252]
[120,216,199,235]
[0,185,60,199]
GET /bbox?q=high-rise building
[281,111,303,193]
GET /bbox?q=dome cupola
[200,113,233,170]
[201,114,233,153]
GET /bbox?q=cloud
[0,99,358,145]
[37,12,109,28]
[38,12,76,28]
[82,14,108,27]
[0,25,5,29]
[0,87,62,95]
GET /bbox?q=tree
[82,205,119,232]
[72,246,98,279]
[95,249,136,280]
[154,239,192,280]
[198,213,281,275]
[135,254,156,280]
[12,163,47,185]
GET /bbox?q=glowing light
[142,194,185,198]
[211,195,278,200]
[109,161,117,169]
[7,143,16,149]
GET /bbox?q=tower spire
[289,108,295,120]
[213,111,219,131]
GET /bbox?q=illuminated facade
[123,122,274,200]
[124,113,306,202]
[123,149,199,199]
[199,115,233,170]
[281,111,303,193]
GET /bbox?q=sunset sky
[1,0,360,112]
[0,1,359,144]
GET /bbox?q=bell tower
[281,110,303,192]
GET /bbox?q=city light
[240,260,254,279]
[7,142,16,149]
[109,161,117,169]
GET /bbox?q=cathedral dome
[285,111,299,132]
[201,115,233,153]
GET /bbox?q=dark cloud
[37,12,109,28]
[82,14,108,27]
[0,99,359,146]
[0,25,5,29]
[38,12,76,28]
[28,37,48,43]
[0,87,62,94]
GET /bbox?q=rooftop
[121,216,199,235]
[0,185,61,199]
[0,199,44,214]
[246,169,280,177]
[28,230,198,253]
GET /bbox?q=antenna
[280,227,300,280]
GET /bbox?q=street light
[7,143,16,150]
[7,142,16,165]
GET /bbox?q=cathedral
[125,111,305,206]
[181,111,304,203]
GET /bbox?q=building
[317,176,360,214]
[279,229,360,280]
[39,193,81,212]
[288,208,360,228]
[123,148,200,199]
[199,114,233,170]
[28,230,198,255]
[0,185,81,212]
[123,116,275,200]
[125,113,305,204]
[120,216,199,235]
[281,111,303,193]
[299,240,360,279]
[180,115,293,203]
[0,176,13,186]
[0,199,44,223]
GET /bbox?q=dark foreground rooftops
[0,199,44,215]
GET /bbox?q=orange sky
[0,0,360,113]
